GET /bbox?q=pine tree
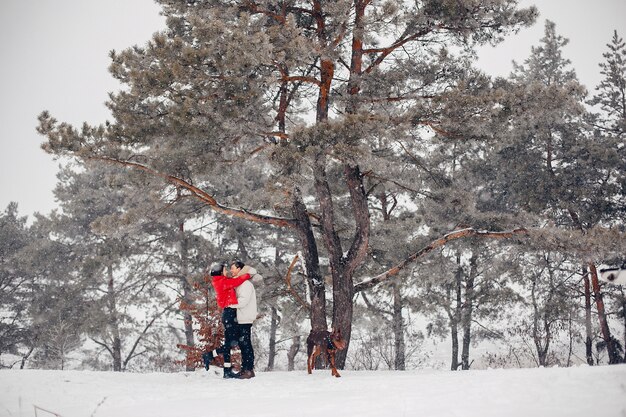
[46,163,183,371]
[589,30,626,136]
[37,0,539,368]
[483,21,625,364]
[0,203,33,367]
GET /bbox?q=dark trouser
[215,307,238,366]
[238,323,254,371]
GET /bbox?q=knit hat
[210,263,225,276]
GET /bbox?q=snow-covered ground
[1,365,625,417]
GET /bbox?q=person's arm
[230,282,252,309]
[237,266,263,284]
[221,273,251,290]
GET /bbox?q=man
[230,260,261,379]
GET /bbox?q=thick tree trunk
[322,164,370,369]
[332,270,354,369]
[292,189,327,332]
[589,263,621,364]
[582,265,594,365]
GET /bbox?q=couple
[203,260,261,379]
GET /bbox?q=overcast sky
[1,0,625,218]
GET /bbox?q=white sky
[1,0,625,218]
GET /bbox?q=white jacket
[232,266,260,324]
[233,280,257,324]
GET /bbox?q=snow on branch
[93,156,298,229]
[353,227,529,293]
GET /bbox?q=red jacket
[211,274,251,308]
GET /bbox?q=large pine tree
[37,0,545,368]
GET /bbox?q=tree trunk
[287,335,301,371]
[377,192,405,370]
[589,263,621,364]
[178,221,195,371]
[461,253,477,370]
[266,306,279,371]
[450,320,459,371]
[621,287,626,363]
[107,265,122,372]
[292,189,327,332]
[621,288,626,363]
[530,274,548,367]
[392,280,406,370]
[332,270,354,369]
[582,265,594,365]
[446,272,460,371]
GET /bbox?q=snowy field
[1,365,626,417]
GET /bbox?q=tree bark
[588,263,621,364]
[441,262,460,371]
[107,264,122,372]
[621,288,626,363]
[287,335,301,371]
[451,253,462,370]
[392,280,406,370]
[530,272,549,367]
[461,253,477,370]
[582,265,594,365]
[292,189,327,332]
[266,306,279,371]
[178,221,195,372]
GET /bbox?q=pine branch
[363,26,439,74]
[91,156,298,229]
[354,228,529,293]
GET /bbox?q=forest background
[1,0,626,373]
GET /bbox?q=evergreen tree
[588,30,626,364]
[47,163,180,371]
[589,30,626,136]
[0,203,33,367]
[37,0,540,368]
[483,21,624,364]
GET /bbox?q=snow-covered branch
[354,228,529,293]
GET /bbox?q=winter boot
[223,366,240,379]
[202,351,214,371]
[239,369,255,379]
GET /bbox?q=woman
[202,262,251,379]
